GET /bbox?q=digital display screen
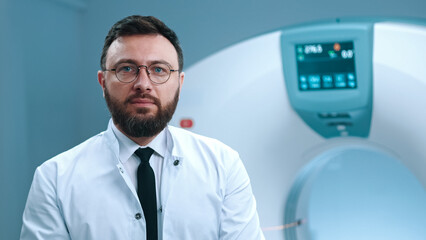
[295,41,357,91]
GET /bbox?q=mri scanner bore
[171,18,426,240]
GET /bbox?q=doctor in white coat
[20,15,264,240]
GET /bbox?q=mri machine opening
[171,19,426,240]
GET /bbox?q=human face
[98,34,184,141]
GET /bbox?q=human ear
[97,70,106,97]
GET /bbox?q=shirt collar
[111,122,168,164]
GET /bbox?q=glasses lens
[115,63,138,83]
[148,63,171,83]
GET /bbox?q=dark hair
[100,15,183,72]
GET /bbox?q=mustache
[125,93,161,106]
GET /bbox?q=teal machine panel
[280,20,374,138]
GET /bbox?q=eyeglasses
[104,62,179,84]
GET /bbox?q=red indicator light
[180,119,194,129]
[334,43,341,51]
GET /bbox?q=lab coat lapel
[103,120,140,201]
[160,128,183,208]
[160,155,183,209]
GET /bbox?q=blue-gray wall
[1,0,425,239]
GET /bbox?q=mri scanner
[171,19,426,239]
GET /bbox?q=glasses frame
[104,63,179,84]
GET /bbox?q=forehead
[106,34,178,67]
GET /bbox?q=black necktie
[135,147,158,240]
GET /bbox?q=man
[21,15,264,240]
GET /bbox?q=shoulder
[37,131,109,175]
[168,125,237,154]
[167,126,241,174]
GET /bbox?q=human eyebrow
[148,60,174,68]
[112,59,138,67]
[109,59,177,69]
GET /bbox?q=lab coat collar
[103,119,185,208]
[103,119,182,163]
[103,119,120,164]
[110,120,167,164]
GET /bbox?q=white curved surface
[171,21,426,239]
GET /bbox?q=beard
[104,86,179,138]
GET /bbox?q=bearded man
[20,15,264,240]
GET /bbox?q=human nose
[133,65,152,90]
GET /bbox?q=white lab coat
[21,121,264,240]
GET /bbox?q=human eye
[116,64,136,74]
[149,64,169,76]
